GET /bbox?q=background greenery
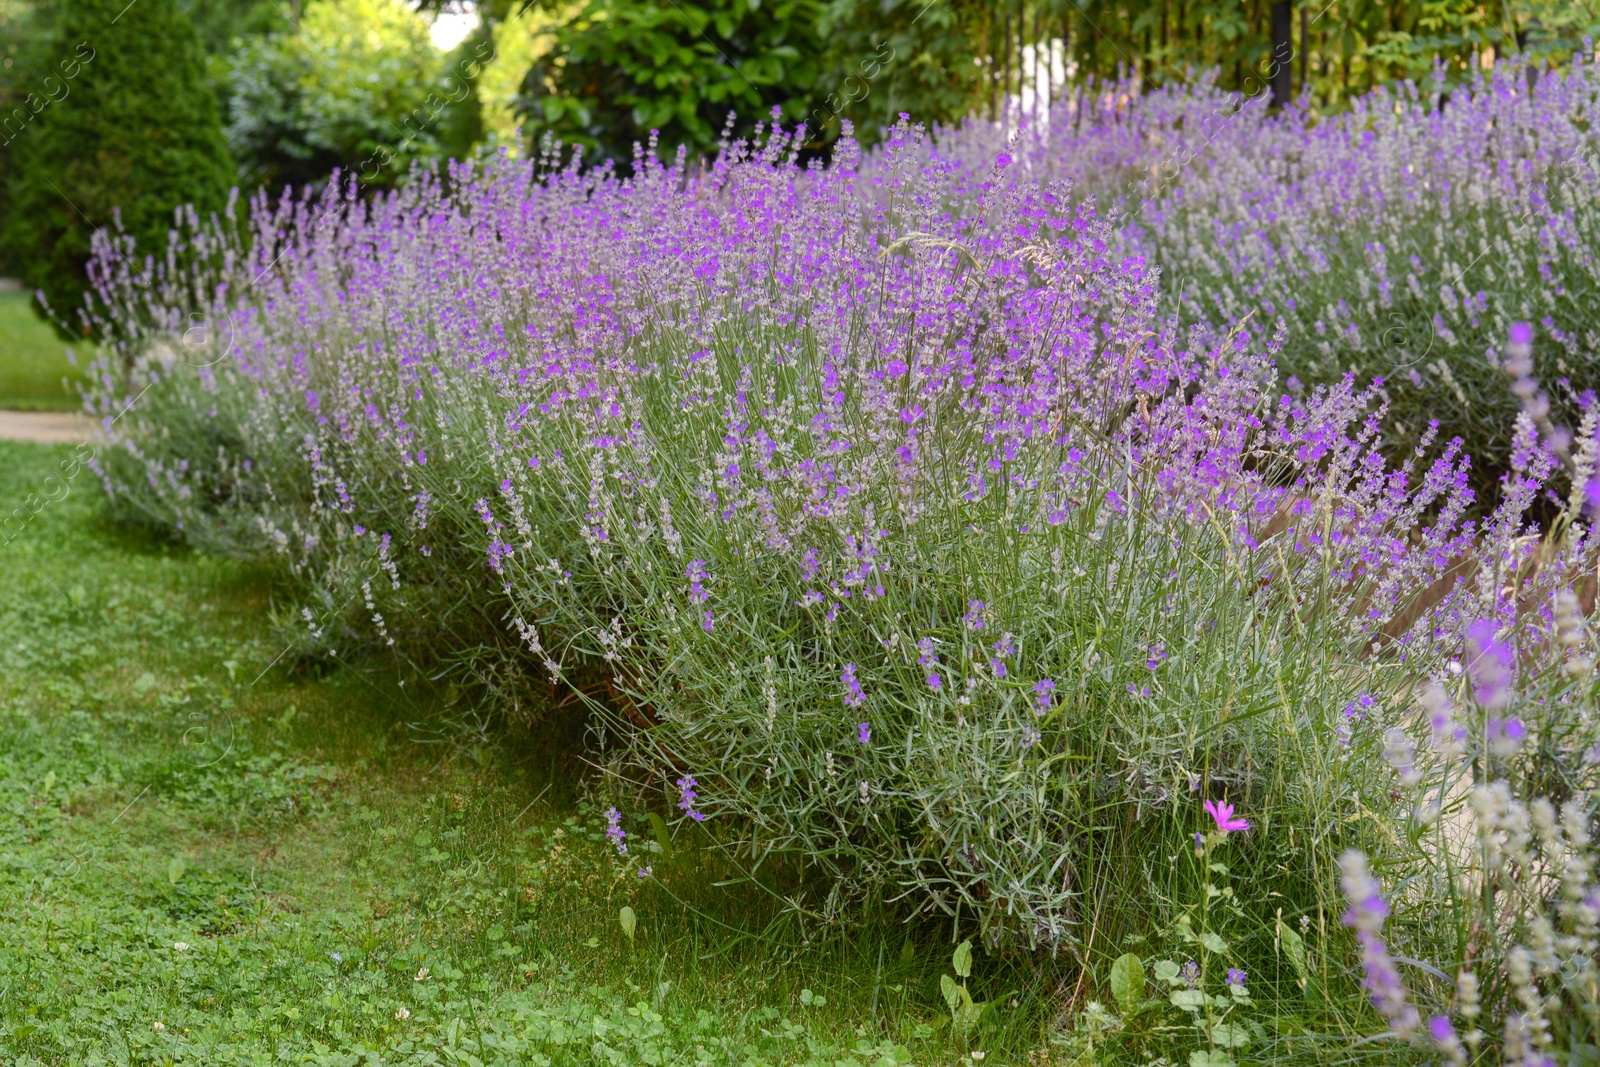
[1,0,235,336]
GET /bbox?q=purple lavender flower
[963,600,986,630]
[917,637,942,690]
[1145,643,1166,670]
[1339,850,1419,1038]
[1032,678,1055,713]
[605,807,627,855]
[1419,682,1466,756]
[858,721,871,744]
[1464,619,1513,710]
[842,663,865,708]
[676,775,704,822]
[1488,714,1526,757]
[990,633,1015,678]
[1226,967,1247,987]
[1180,961,1200,988]
[687,559,709,604]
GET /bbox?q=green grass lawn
[0,290,88,411]
[0,440,1048,1066]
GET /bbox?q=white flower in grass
[414,967,430,982]
[395,1006,411,1020]
[152,1021,166,1031]
[173,942,189,952]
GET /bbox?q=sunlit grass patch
[0,291,85,411]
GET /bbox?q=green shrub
[520,0,828,165]
[222,0,470,194]
[1,0,234,336]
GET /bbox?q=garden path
[0,409,91,444]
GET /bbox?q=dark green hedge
[2,0,234,336]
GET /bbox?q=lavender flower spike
[841,663,865,708]
[676,775,705,822]
[1339,850,1419,1038]
[1464,619,1513,710]
[604,806,627,856]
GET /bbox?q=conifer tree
[2,0,234,336]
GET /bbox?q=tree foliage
[518,0,829,165]
[979,0,1598,112]
[223,0,474,194]
[810,0,984,140]
[1,0,234,334]
[512,0,1600,167]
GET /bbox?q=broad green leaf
[1109,953,1145,1014]
[1200,932,1227,953]
[952,939,972,978]
[1211,1023,1251,1048]
[1169,989,1206,1011]
[1153,959,1181,983]
[940,973,961,1016]
[167,856,187,885]
[1189,1051,1235,1067]
[618,906,637,944]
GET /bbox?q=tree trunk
[1299,5,1308,99]
[1270,0,1293,107]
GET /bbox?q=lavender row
[928,58,1600,508]
[71,109,1600,1060]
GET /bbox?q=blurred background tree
[0,0,235,335]
[222,0,472,193]
[512,0,828,165]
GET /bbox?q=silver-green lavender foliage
[76,119,1584,963]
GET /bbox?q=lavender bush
[929,57,1600,509]
[72,99,1600,1061]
